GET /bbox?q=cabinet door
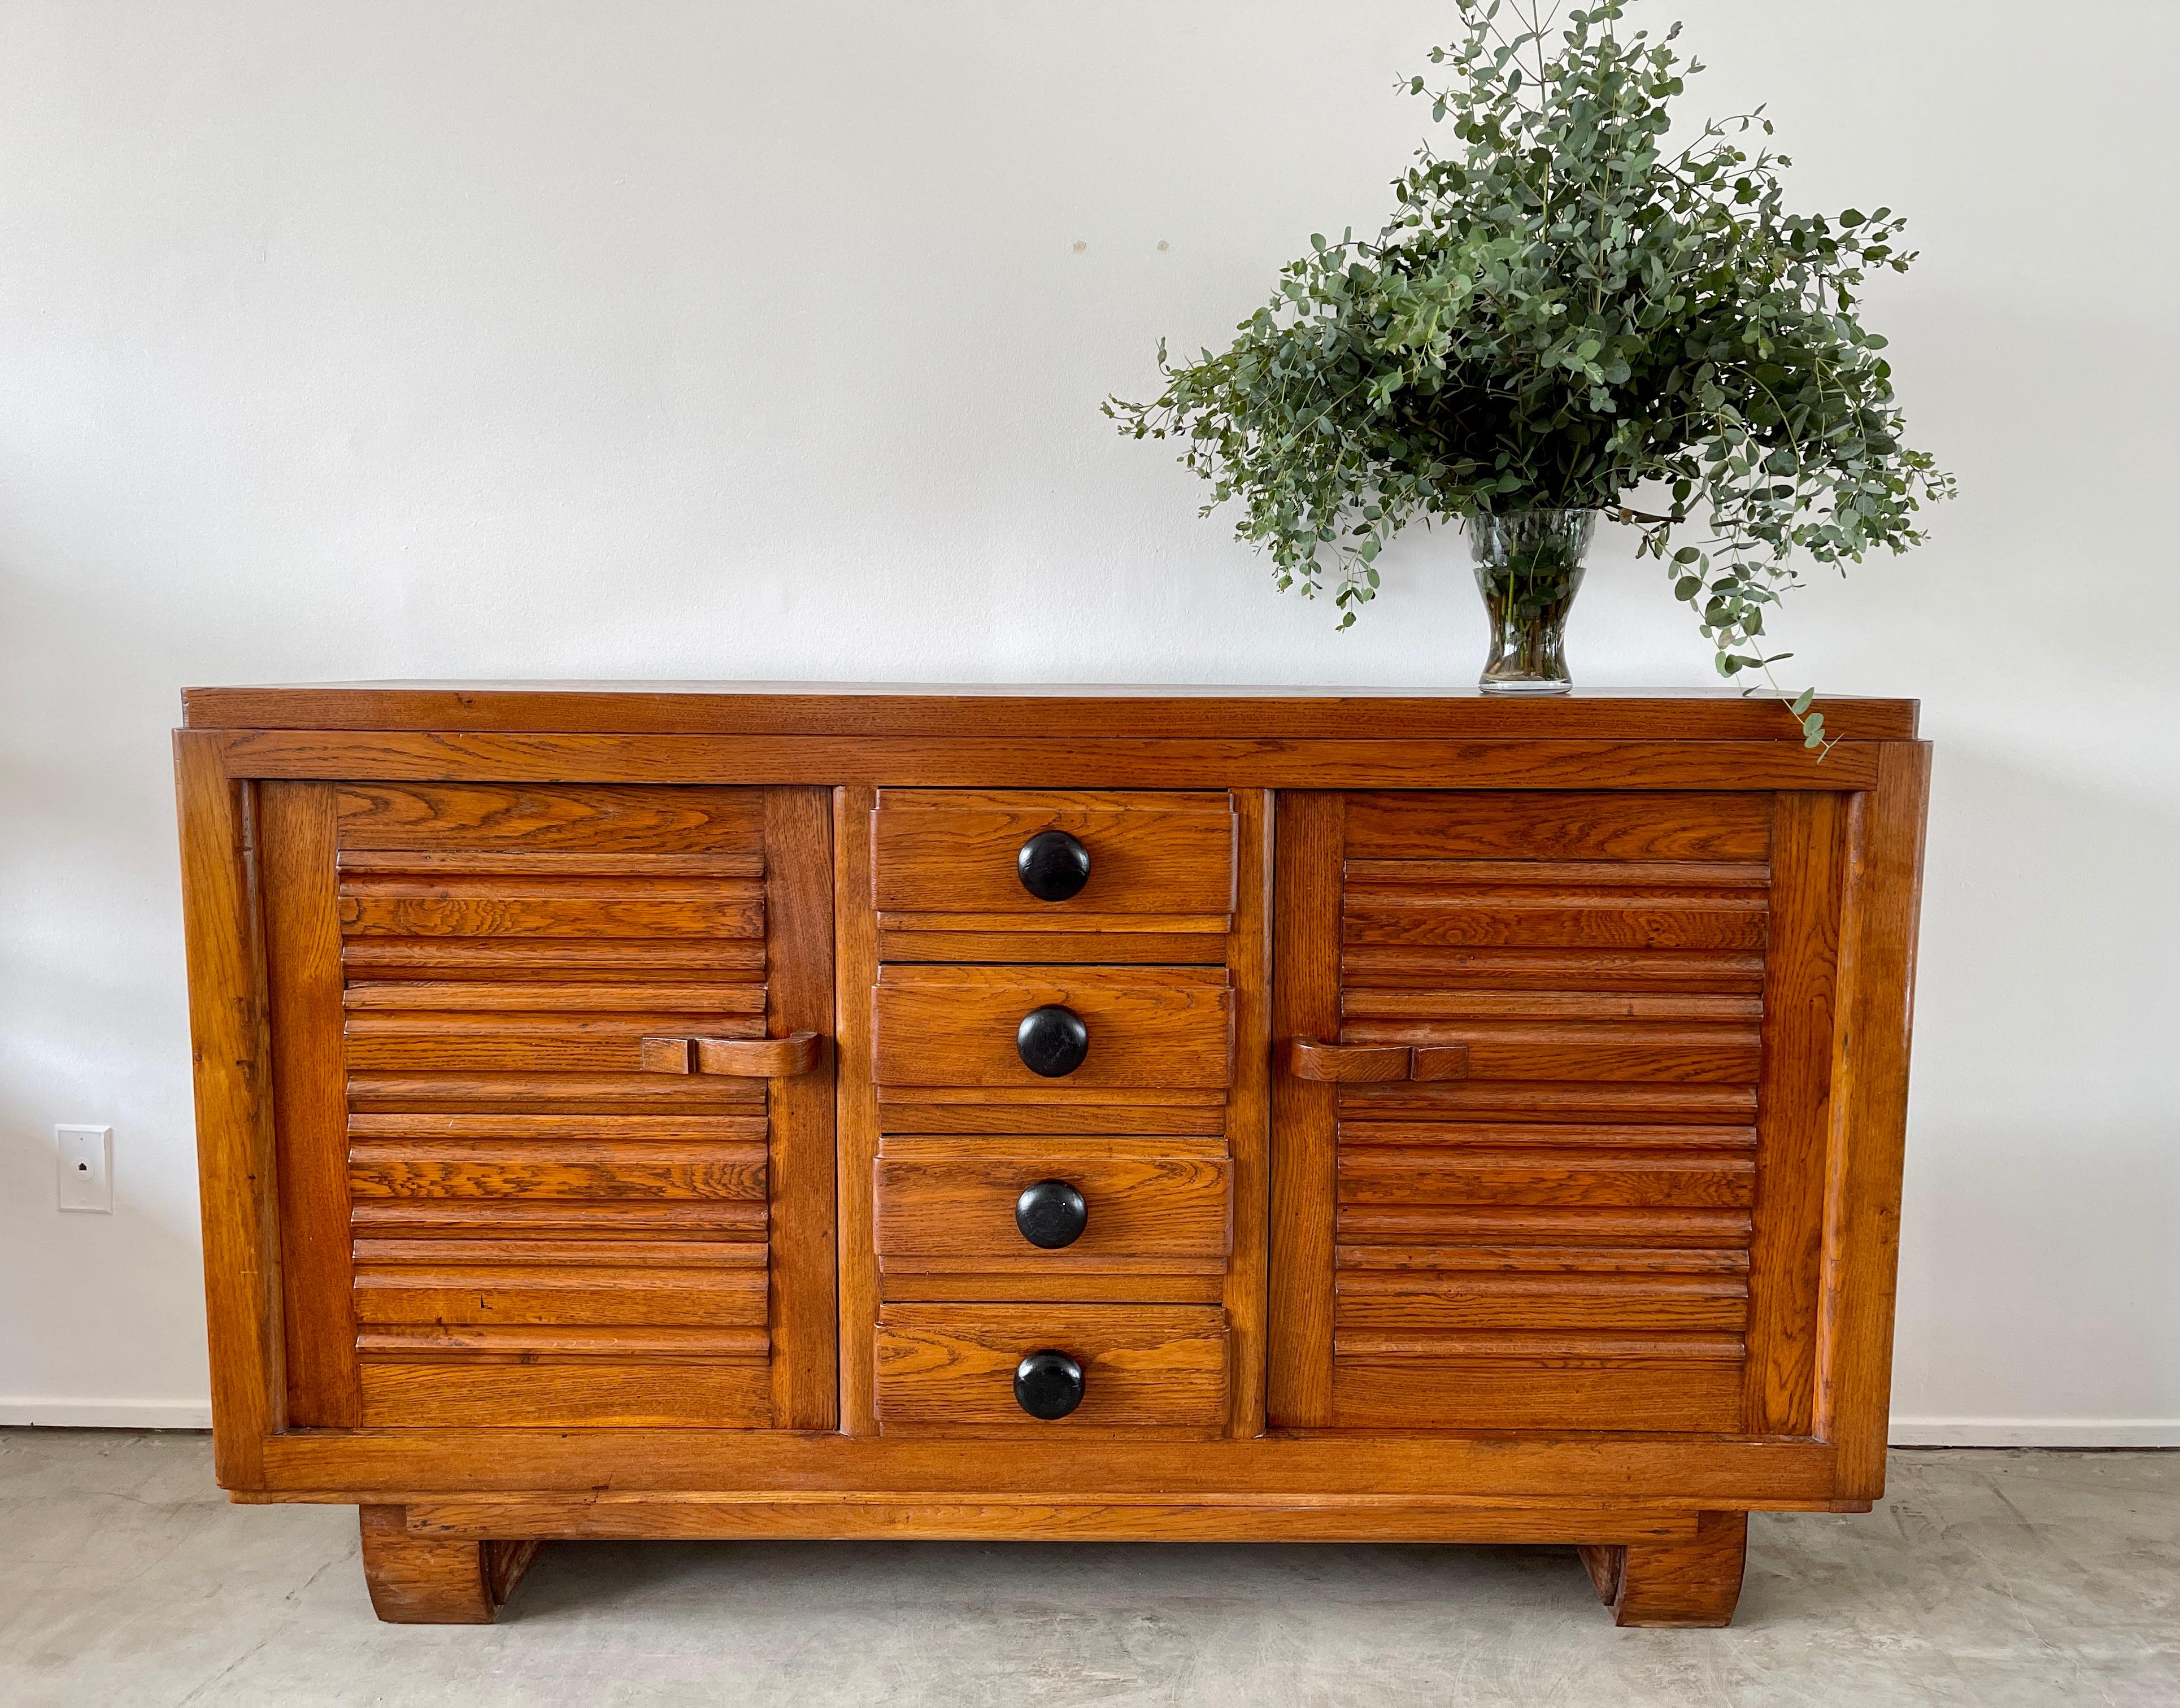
[257,782,836,1431]
[1268,790,1843,1436]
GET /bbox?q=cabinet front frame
[180,724,1924,1511]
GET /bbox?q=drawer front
[875,1138,1232,1262]
[873,789,1236,919]
[874,1304,1229,1434]
[873,966,1233,1090]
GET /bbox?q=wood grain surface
[1265,792,1344,1427]
[874,1304,1229,1436]
[174,688,1926,1631]
[1581,1508,1750,1627]
[872,788,1236,917]
[872,965,1234,1090]
[258,783,358,1427]
[184,682,1918,743]
[175,734,286,1483]
[358,1505,536,1623]
[401,1494,1705,1545]
[1317,787,1777,1437]
[215,730,1884,792]
[875,1138,1232,1262]
[1817,744,1933,1494]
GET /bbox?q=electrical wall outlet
[57,1125,113,1213]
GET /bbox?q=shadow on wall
[1893,741,2180,1428]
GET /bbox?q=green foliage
[1105,0,1955,742]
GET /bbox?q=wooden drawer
[873,966,1233,1090]
[875,1138,1232,1261]
[874,1304,1229,1435]
[872,790,1236,920]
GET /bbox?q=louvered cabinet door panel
[1268,791,1843,1436]
[259,781,836,1432]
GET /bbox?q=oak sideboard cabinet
[175,683,1929,1627]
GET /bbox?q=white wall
[2,1,2173,1441]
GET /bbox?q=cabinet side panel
[765,787,839,1430]
[175,733,283,1483]
[259,783,360,1427]
[1818,743,1931,1494]
[1266,792,1344,1426]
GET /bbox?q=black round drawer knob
[1015,1005,1089,1078]
[1014,1349,1085,1420]
[1015,1179,1089,1249]
[1017,830,1091,902]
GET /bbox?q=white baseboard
[1890,1418,2180,1448]
[0,1399,213,1430]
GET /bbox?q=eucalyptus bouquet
[1108,1,1953,743]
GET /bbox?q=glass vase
[1468,509,1597,694]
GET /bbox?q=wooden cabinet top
[181,682,1918,742]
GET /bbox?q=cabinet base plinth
[351,1494,1752,1627]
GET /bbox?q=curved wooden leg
[1577,1510,1747,1628]
[358,1505,540,1624]
[1576,1541,1625,1606]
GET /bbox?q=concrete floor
[0,1431,2172,1706]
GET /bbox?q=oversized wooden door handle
[641,1032,823,1077]
[1286,1038,1409,1082]
[1285,1038,1468,1082]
